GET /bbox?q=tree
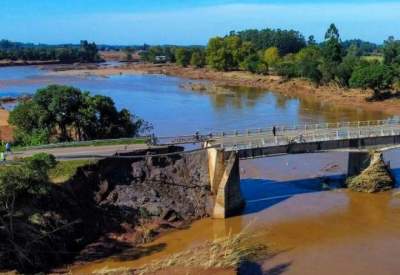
[320,23,343,83]
[190,51,205,68]
[307,35,317,46]
[9,85,147,145]
[383,36,400,65]
[322,23,342,64]
[275,62,298,79]
[263,47,280,67]
[175,48,191,67]
[235,28,306,55]
[349,63,394,96]
[295,46,323,84]
[0,153,57,271]
[206,37,230,71]
[240,54,268,74]
[325,23,340,41]
[206,36,256,71]
[336,55,361,87]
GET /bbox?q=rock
[162,209,181,222]
[145,204,162,216]
[347,152,394,193]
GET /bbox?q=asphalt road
[12,143,150,160]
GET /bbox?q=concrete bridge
[203,119,400,218]
[13,119,400,219]
[203,119,400,158]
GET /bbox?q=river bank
[70,151,400,275]
[0,60,61,67]
[49,63,400,117]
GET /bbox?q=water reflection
[0,66,391,136]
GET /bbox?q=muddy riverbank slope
[50,63,400,117]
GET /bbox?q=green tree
[275,62,299,79]
[307,35,317,46]
[320,23,343,83]
[295,46,323,84]
[383,36,400,65]
[336,55,362,87]
[263,47,280,67]
[190,51,205,68]
[206,36,255,71]
[9,85,147,145]
[175,48,191,67]
[349,63,394,96]
[240,54,268,74]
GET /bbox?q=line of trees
[147,24,399,97]
[9,85,149,146]
[0,40,101,63]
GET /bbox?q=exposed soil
[1,146,215,273]
[0,60,60,67]
[50,63,400,117]
[0,109,12,141]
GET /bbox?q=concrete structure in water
[207,148,244,219]
[203,119,400,218]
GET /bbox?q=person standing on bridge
[272,126,277,144]
[5,142,11,153]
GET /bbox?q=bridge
[201,119,400,159]
[11,119,400,219]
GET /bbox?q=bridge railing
[206,118,400,139]
[218,124,400,150]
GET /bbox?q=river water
[1,65,400,274]
[0,65,389,135]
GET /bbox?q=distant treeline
[0,40,101,63]
[143,25,399,97]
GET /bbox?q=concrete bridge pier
[347,151,371,177]
[207,148,244,219]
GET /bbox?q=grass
[361,55,384,63]
[48,159,97,184]
[92,230,268,275]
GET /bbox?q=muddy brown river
[71,151,400,275]
[1,65,399,274]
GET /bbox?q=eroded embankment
[1,146,214,273]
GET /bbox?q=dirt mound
[346,152,394,193]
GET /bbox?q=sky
[1,0,400,45]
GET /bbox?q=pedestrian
[0,152,5,162]
[272,126,278,144]
[5,142,11,153]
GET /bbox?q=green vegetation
[139,24,399,98]
[0,40,101,63]
[0,153,100,272]
[0,153,57,271]
[232,28,306,55]
[48,159,96,184]
[163,24,400,97]
[349,63,394,96]
[9,85,150,146]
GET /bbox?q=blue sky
[1,0,399,45]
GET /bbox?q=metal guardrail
[217,122,400,151]
[15,118,400,151]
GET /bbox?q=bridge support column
[347,151,371,177]
[207,148,244,219]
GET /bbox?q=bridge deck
[206,119,400,152]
